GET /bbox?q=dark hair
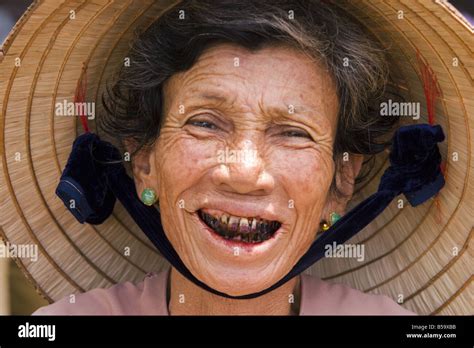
[100,0,401,198]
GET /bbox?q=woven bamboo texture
[0,0,472,314]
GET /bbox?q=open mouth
[197,209,282,244]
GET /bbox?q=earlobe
[132,152,151,176]
[125,139,159,200]
[350,154,364,182]
[335,153,364,198]
[321,153,364,220]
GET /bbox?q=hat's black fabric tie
[55,123,445,299]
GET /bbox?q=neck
[168,268,301,315]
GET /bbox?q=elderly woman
[28,0,420,316]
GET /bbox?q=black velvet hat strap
[56,123,445,299]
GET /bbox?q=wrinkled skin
[131,44,363,314]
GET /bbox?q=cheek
[156,133,220,197]
[268,147,334,265]
[272,148,334,205]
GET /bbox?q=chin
[194,265,286,297]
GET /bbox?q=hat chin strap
[56,123,445,299]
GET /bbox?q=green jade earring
[141,188,157,206]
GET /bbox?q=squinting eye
[282,130,311,139]
[188,120,218,130]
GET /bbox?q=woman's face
[138,43,340,295]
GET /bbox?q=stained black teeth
[197,210,281,243]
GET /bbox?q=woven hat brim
[0,0,472,314]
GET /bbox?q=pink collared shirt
[33,270,415,315]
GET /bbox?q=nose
[212,135,275,196]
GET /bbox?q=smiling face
[133,43,344,296]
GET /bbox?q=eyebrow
[182,91,234,110]
[187,90,328,134]
[197,92,228,103]
[188,90,323,126]
[194,91,314,116]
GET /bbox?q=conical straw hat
[0,0,472,314]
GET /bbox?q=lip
[191,210,284,254]
[195,199,285,225]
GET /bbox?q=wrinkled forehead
[163,43,339,125]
